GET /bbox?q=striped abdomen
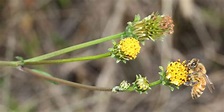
[191,77,206,99]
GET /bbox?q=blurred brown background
[0,0,224,112]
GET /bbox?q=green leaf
[116,60,120,63]
[127,22,132,26]
[141,41,145,46]
[169,86,174,91]
[31,69,58,85]
[111,54,115,58]
[159,66,164,71]
[162,81,166,85]
[112,40,117,45]
[15,56,24,65]
[108,48,113,51]
[134,14,141,22]
[175,86,179,89]
[122,60,126,63]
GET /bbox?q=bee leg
[184,81,191,86]
[184,80,197,86]
[191,72,198,76]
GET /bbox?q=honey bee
[184,58,215,99]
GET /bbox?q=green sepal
[162,81,166,85]
[116,60,121,63]
[158,66,166,81]
[133,14,141,22]
[108,39,131,63]
[15,56,25,66]
[158,66,179,91]
[112,40,117,45]
[132,74,151,94]
[169,86,174,91]
[140,41,145,46]
[122,60,126,63]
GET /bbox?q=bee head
[188,58,199,69]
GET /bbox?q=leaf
[175,86,179,89]
[134,14,141,22]
[15,56,24,65]
[116,60,120,63]
[169,86,174,91]
[159,66,164,71]
[15,56,24,61]
[112,40,117,45]
[108,48,113,51]
[110,54,115,58]
[122,60,126,63]
[31,69,58,85]
[162,81,166,85]
[141,41,145,46]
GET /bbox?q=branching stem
[20,67,112,91]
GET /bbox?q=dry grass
[0,0,224,112]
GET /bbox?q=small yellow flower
[166,59,189,86]
[119,37,141,60]
[109,37,141,63]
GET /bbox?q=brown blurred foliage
[0,0,224,112]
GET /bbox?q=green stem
[25,32,124,62]
[126,86,135,92]
[126,80,162,92]
[149,80,162,87]
[115,79,162,92]
[24,52,111,65]
[0,61,19,67]
[21,67,112,91]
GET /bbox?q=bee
[184,58,215,99]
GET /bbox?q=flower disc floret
[124,13,175,42]
[166,59,189,86]
[119,37,141,60]
[160,16,174,34]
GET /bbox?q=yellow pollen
[166,59,189,86]
[119,37,141,60]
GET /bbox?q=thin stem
[24,52,111,65]
[0,61,19,67]
[20,67,112,91]
[149,80,162,87]
[126,86,135,92]
[25,32,124,62]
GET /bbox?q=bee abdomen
[191,83,206,99]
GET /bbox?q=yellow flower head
[119,37,141,60]
[166,59,189,86]
[109,37,141,63]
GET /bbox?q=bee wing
[203,74,215,93]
